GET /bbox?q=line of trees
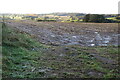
[83,14,105,23]
[83,14,119,23]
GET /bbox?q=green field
[106,17,120,22]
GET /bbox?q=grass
[106,17,120,22]
[37,45,119,78]
[2,23,49,78]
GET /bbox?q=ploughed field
[7,20,119,46]
[2,20,119,78]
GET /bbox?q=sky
[0,0,119,14]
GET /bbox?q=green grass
[2,23,49,78]
[106,17,120,22]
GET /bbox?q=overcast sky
[0,0,119,14]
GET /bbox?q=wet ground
[6,20,119,47]
[3,20,119,78]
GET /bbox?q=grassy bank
[2,23,49,78]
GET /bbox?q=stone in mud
[51,35,55,37]
[72,36,77,38]
[89,44,95,46]
[51,48,55,51]
[41,42,46,44]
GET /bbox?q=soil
[7,20,119,46]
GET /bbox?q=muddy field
[2,20,119,78]
[6,20,119,47]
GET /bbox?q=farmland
[7,20,119,46]
[1,19,119,78]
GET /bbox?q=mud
[7,20,119,47]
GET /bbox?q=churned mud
[7,20,119,46]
